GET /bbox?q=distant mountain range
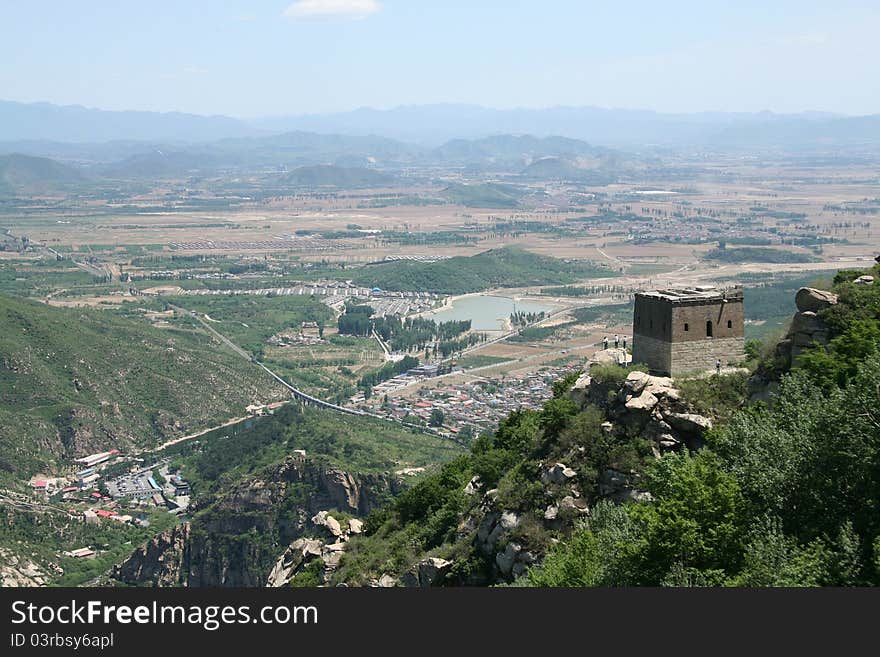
[0,100,253,143]
[278,164,396,188]
[254,104,880,148]
[2,100,880,150]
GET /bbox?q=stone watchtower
[631,286,744,376]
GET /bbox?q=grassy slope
[0,293,284,481]
[164,293,334,356]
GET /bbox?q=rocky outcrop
[540,463,577,485]
[0,548,59,587]
[795,287,838,313]
[767,286,839,371]
[570,370,712,453]
[113,523,192,587]
[400,557,453,587]
[267,538,323,587]
[115,457,400,587]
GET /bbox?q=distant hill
[0,294,285,481]
[431,134,609,165]
[440,182,525,208]
[520,156,617,183]
[215,131,421,166]
[713,114,880,148]
[0,100,254,142]
[101,149,221,178]
[0,153,84,195]
[703,246,820,264]
[278,165,395,188]
[352,246,609,294]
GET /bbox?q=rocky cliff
[114,457,400,587]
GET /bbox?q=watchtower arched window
[727,320,732,329]
[684,323,689,332]
[706,320,713,337]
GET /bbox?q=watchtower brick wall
[632,287,744,376]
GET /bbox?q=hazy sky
[1,0,878,117]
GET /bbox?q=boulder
[543,505,559,521]
[623,370,651,394]
[625,391,658,412]
[588,348,628,367]
[377,574,397,588]
[559,496,590,515]
[541,463,577,485]
[311,511,344,538]
[662,411,713,435]
[401,557,453,588]
[463,475,481,496]
[854,275,874,286]
[569,373,593,406]
[348,518,364,535]
[499,511,520,530]
[495,542,522,576]
[476,512,500,546]
[795,287,838,313]
[266,538,324,587]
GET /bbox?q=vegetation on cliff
[333,264,880,587]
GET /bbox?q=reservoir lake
[430,295,558,331]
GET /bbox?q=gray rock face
[311,511,344,539]
[266,538,324,587]
[463,475,482,496]
[477,512,500,547]
[377,574,397,587]
[795,287,838,313]
[662,411,713,435]
[625,391,658,412]
[559,496,590,515]
[599,469,640,498]
[791,311,825,335]
[624,370,651,395]
[495,542,522,576]
[401,557,453,587]
[541,463,577,485]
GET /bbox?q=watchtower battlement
[632,285,744,375]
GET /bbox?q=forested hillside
[0,294,284,481]
[331,262,880,587]
[352,246,611,294]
